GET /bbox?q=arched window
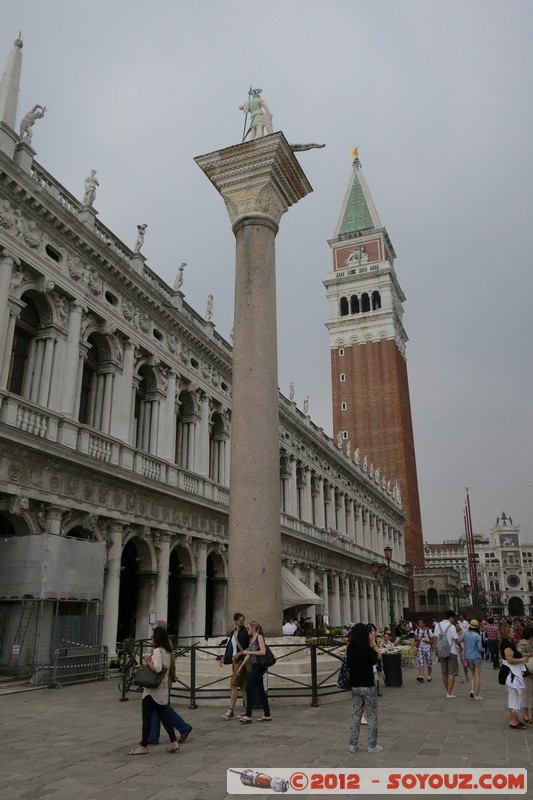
[8,297,40,396]
[134,365,158,453]
[350,295,360,314]
[339,297,349,316]
[361,293,370,312]
[209,411,227,484]
[78,339,99,424]
[427,587,438,606]
[175,390,196,469]
[372,290,381,310]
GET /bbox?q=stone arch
[63,513,105,542]
[167,541,195,638]
[339,296,349,316]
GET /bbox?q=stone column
[46,506,64,536]
[352,579,361,623]
[102,522,124,654]
[341,576,351,625]
[111,341,135,441]
[196,392,210,477]
[57,303,84,416]
[0,302,22,389]
[194,542,207,638]
[320,570,329,622]
[315,477,325,529]
[154,532,171,621]
[0,251,17,372]
[331,573,341,626]
[195,134,311,635]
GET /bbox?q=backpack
[436,621,452,658]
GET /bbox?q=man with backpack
[434,610,461,699]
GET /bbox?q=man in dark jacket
[220,612,250,719]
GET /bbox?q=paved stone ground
[0,666,531,800]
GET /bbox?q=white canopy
[281,566,323,610]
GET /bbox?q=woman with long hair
[128,626,179,754]
[346,623,382,753]
[516,626,533,724]
[500,622,531,730]
[236,620,272,723]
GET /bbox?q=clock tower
[324,152,425,568]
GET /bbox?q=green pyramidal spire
[334,153,381,237]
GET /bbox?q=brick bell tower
[324,150,425,569]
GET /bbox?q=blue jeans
[148,699,191,744]
[245,664,270,718]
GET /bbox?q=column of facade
[154,532,171,621]
[301,468,313,522]
[331,573,341,626]
[324,483,332,529]
[193,542,207,638]
[0,302,21,389]
[320,570,329,622]
[46,505,64,535]
[367,582,376,625]
[0,251,16,380]
[346,498,356,540]
[35,334,57,407]
[56,303,84,415]
[100,371,117,434]
[368,513,376,555]
[341,575,351,625]
[361,508,368,549]
[315,476,325,528]
[102,522,124,654]
[111,341,135,441]
[157,370,176,460]
[287,458,298,517]
[73,344,90,422]
[359,579,368,623]
[308,567,317,627]
[353,502,360,544]
[351,578,361,623]
[196,393,210,477]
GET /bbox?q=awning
[282,566,323,610]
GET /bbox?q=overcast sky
[4,1,533,544]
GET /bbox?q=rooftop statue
[82,170,99,206]
[19,104,46,145]
[134,223,147,253]
[240,87,272,141]
[290,143,325,151]
[205,294,213,322]
[173,262,186,291]
[289,382,295,402]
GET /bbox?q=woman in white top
[129,626,179,754]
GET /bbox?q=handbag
[256,645,276,669]
[337,657,350,690]
[133,665,167,689]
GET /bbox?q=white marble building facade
[0,39,407,671]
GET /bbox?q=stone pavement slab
[0,668,531,800]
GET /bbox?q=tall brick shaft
[195,134,312,634]
[324,155,425,570]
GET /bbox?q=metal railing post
[189,643,198,709]
[310,643,319,707]
[47,649,62,689]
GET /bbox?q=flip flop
[167,746,179,753]
[240,717,253,724]
[258,717,272,721]
[128,748,148,755]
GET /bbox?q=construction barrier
[48,643,108,688]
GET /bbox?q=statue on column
[239,87,272,141]
[354,447,360,465]
[336,431,343,449]
[134,223,147,253]
[173,262,186,291]
[303,396,309,414]
[82,170,99,206]
[19,104,47,145]
[205,294,213,321]
[289,382,295,401]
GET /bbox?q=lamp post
[371,547,413,630]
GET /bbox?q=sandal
[259,716,272,721]
[240,716,253,724]
[167,745,179,753]
[128,747,148,755]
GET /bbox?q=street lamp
[371,548,412,630]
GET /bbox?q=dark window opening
[350,295,360,314]
[361,293,370,313]
[339,297,349,316]
[372,290,381,310]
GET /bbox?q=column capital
[195,132,312,230]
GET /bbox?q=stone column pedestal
[195,134,311,635]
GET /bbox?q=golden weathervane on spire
[351,146,359,160]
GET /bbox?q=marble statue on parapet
[354,447,360,465]
[240,87,272,141]
[336,431,343,449]
[173,262,186,291]
[346,440,351,458]
[303,396,309,414]
[82,170,99,206]
[229,328,234,343]
[205,294,213,322]
[289,382,295,401]
[19,104,46,146]
[363,455,368,472]
[134,223,147,253]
